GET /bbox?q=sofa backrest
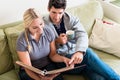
[0,21,23,73]
[0,29,14,74]
[66,1,103,37]
[0,21,23,30]
[4,23,24,72]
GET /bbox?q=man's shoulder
[64,12,78,20]
[42,15,49,22]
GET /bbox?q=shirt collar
[49,16,63,26]
[27,29,45,41]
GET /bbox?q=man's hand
[62,56,73,67]
[55,33,67,45]
[69,52,84,65]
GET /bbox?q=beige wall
[0,0,88,25]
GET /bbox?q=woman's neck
[32,33,41,42]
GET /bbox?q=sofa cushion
[0,29,13,74]
[4,23,24,72]
[66,1,103,36]
[0,70,19,80]
[64,74,86,80]
[89,19,120,58]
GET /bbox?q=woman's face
[29,18,44,35]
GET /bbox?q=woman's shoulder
[17,31,26,42]
[43,26,55,41]
[43,26,53,34]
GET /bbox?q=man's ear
[48,7,50,12]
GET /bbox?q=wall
[0,0,88,26]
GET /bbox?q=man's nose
[55,14,60,19]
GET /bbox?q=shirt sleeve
[64,12,88,53]
[44,27,56,42]
[16,32,28,52]
[73,18,88,53]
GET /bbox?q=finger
[74,57,81,64]
[39,74,44,78]
[69,57,74,65]
[69,63,74,68]
[65,61,69,67]
[76,58,81,64]
[77,58,83,64]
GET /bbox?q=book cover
[16,61,86,76]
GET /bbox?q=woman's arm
[49,41,71,67]
[17,51,41,80]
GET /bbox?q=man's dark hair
[48,0,66,9]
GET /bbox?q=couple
[16,0,120,80]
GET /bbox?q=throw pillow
[89,19,120,58]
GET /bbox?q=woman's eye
[40,23,43,26]
[33,27,38,29]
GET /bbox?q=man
[43,0,120,80]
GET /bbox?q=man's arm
[64,12,89,53]
[73,18,88,53]
[64,13,88,64]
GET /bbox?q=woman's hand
[39,73,60,80]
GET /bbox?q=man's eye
[52,12,56,14]
[59,12,63,15]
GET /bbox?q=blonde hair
[23,8,41,28]
[23,8,41,53]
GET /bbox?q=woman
[16,8,71,80]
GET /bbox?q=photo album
[16,61,86,76]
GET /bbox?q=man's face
[48,6,65,25]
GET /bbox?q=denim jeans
[57,48,120,80]
[19,48,120,80]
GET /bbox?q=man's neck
[49,16,62,25]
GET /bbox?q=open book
[16,61,86,76]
